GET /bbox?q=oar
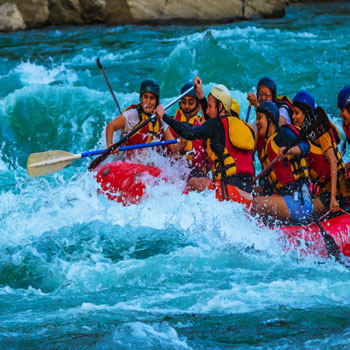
[27,139,178,177]
[311,211,346,264]
[245,104,251,123]
[254,106,331,184]
[97,57,122,115]
[88,86,195,171]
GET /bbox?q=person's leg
[251,195,291,224]
[187,177,212,192]
[312,196,328,216]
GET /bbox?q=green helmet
[140,79,160,99]
[210,84,232,113]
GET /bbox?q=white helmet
[210,84,232,113]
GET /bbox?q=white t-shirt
[122,107,169,137]
[279,106,291,124]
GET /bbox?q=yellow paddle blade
[27,150,80,177]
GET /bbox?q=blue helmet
[293,91,315,112]
[181,82,197,99]
[257,100,280,127]
[337,86,350,109]
[257,77,277,100]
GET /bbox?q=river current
[1,2,350,349]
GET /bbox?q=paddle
[311,211,347,264]
[88,86,195,171]
[27,139,178,177]
[97,57,122,115]
[245,104,251,123]
[254,106,331,184]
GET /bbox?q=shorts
[283,183,312,224]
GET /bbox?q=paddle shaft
[245,104,251,123]
[81,139,177,158]
[88,86,195,171]
[29,140,178,169]
[311,211,343,263]
[97,57,122,115]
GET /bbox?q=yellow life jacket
[206,115,255,180]
[171,108,206,167]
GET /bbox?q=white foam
[13,61,78,85]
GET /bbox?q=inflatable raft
[96,161,350,260]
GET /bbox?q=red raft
[96,160,350,260]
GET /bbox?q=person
[168,82,208,179]
[338,86,350,172]
[292,91,349,215]
[155,77,255,204]
[251,100,312,225]
[247,77,293,125]
[105,78,175,154]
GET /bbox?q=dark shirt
[274,125,310,157]
[163,114,226,154]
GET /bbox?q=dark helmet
[181,82,197,99]
[257,77,277,100]
[257,100,280,127]
[337,86,350,109]
[140,79,160,100]
[293,91,315,113]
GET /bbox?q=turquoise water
[1,2,350,349]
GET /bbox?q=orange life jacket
[206,115,255,180]
[123,104,162,146]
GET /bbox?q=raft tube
[96,160,350,259]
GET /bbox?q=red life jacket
[255,133,266,163]
[206,116,255,180]
[343,120,350,144]
[306,122,345,184]
[259,125,308,192]
[124,104,162,147]
[170,109,207,171]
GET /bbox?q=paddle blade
[302,106,331,142]
[27,150,79,177]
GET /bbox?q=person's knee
[187,177,211,192]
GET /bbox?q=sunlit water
[1,2,350,349]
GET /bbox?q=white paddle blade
[27,150,80,177]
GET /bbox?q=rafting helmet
[231,98,240,117]
[210,84,232,113]
[179,81,199,114]
[338,86,350,109]
[257,101,280,127]
[140,79,160,102]
[293,91,315,113]
[257,77,277,101]
[181,82,197,99]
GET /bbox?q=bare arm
[105,114,126,148]
[324,147,339,212]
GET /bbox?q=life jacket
[343,120,350,144]
[170,108,207,171]
[206,115,255,181]
[276,95,293,121]
[259,124,308,192]
[307,121,345,185]
[255,133,266,163]
[123,104,162,146]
